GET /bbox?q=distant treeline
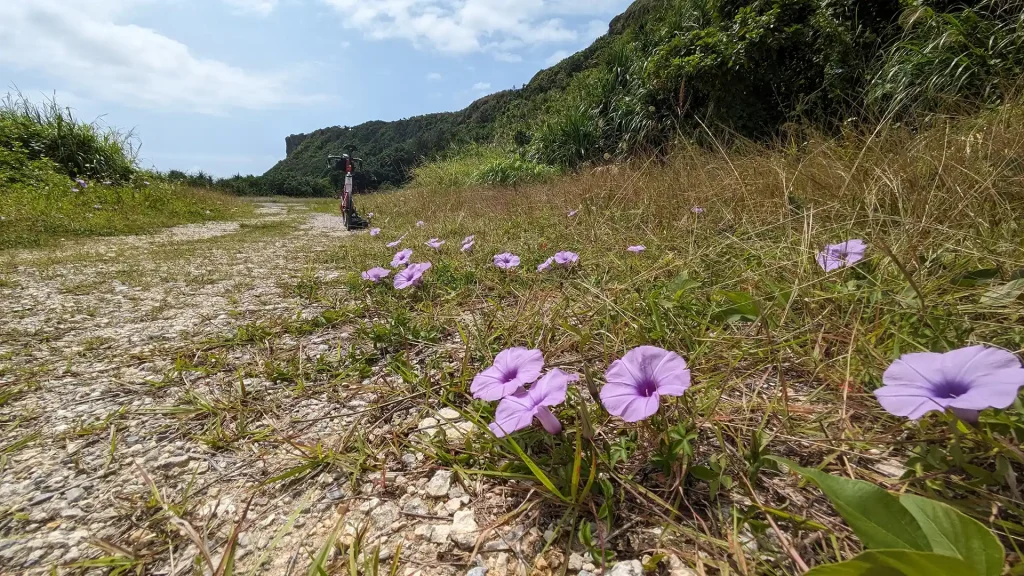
[218,0,1024,197]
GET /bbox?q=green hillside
[254,0,1024,196]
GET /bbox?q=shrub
[867,2,1024,118]
[473,155,560,186]
[0,91,138,182]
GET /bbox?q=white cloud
[222,0,278,16]
[584,19,608,41]
[494,52,523,63]
[319,0,626,56]
[545,50,570,66]
[473,82,492,92]
[427,72,443,81]
[0,0,322,115]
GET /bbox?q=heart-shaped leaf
[980,278,1024,307]
[899,494,1004,576]
[768,457,929,552]
[805,550,976,576]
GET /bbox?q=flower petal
[651,351,691,397]
[600,381,660,422]
[947,370,1024,410]
[882,352,946,388]
[495,348,544,385]
[873,386,947,419]
[944,346,1023,384]
[490,390,537,437]
[529,368,576,407]
[471,367,516,401]
[534,407,562,434]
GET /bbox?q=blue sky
[0,0,632,177]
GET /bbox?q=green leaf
[980,278,1024,307]
[502,435,568,502]
[898,494,1004,576]
[806,550,977,576]
[768,457,929,552]
[953,268,1000,287]
[713,291,760,323]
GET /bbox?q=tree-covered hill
[250,0,1023,196]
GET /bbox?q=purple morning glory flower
[816,239,867,272]
[463,235,475,245]
[874,346,1024,422]
[416,221,426,227]
[471,347,544,401]
[386,234,407,248]
[600,346,692,422]
[489,369,577,437]
[568,210,579,217]
[370,228,381,237]
[462,240,475,253]
[391,248,413,268]
[537,258,554,272]
[627,245,645,253]
[75,178,87,189]
[554,251,579,266]
[692,207,704,214]
[361,267,391,283]
[494,253,521,269]
[426,238,445,250]
[394,262,432,290]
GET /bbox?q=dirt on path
[0,203,549,576]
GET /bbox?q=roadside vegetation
[0,92,247,250]
[296,100,1024,573]
[259,0,1024,197]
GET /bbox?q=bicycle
[327,150,369,231]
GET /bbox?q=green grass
[305,103,1024,571]
[0,92,250,250]
[0,174,249,250]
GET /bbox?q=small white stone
[438,408,460,420]
[402,497,429,516]
[64,487,86,504]
[606,560,643,576]
[568,553,585,571]
[425,470,452,497]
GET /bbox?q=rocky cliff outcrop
[285,133,310,157]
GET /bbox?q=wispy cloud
[0,0,322,115]
[545,50,570,66]
[319,0,626,56]
[494,52,523,63]
[221,0,279,16]
[427,72,444,81]
[473,82,492,92]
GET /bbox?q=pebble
[403,498,430,516]
[425,470,452,497]
[606,560,643,576]
[569,553,585,571]
[450,509,479,549]
[438,408,461,420]
[666,555,698,576]
[372,502,400,527]
[65,487,86,504]
[59,508,85,519]
[467,567,488,576]
[155,455,190,470]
